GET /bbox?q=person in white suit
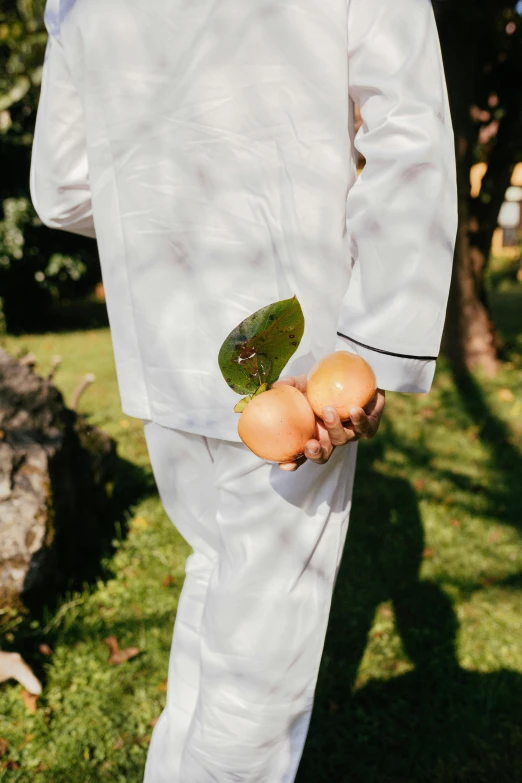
[31,0,457,779]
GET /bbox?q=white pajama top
[31,0,458,441]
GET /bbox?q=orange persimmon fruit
[306,351,376,422]
[237,384,316,463]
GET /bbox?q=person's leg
[179,435,358,783]
[142,421,220,783]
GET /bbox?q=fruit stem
[233,382,271,414]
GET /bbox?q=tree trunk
[0,348,117,614]
[436,2,500,374]
[443,162,499,375]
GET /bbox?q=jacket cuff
[334,334,436,394]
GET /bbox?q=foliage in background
[0,0,100,334]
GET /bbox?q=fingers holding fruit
[304,429,330,463]
[321,406,354,446]
[272,374,308,394]
[280,390,385,471]
[297,350,381,467]
[349,389,386,439]
[218,296,384,470]
[278,454,307,472]
[322,389,386,445]
[281,428,331,471]
[304,408,357,466]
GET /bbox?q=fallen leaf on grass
[488,529,501,544]
[0,760,20,771]
[0,738,7,757]
[133,735,150,747]
[422,547,435,559]
[497,387,514,402]
[104,636,140,665]
[419,408,434,419]
[112,735,128,751]
[149,717,159,728]
[21,690,38,713]
[0,652,42,694]
[450,518,461,528]
[157,679,168,692]
[162,575,174,587]
[38,643,52,656]
[413,478,425,492]
[105,636,119,655]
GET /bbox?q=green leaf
[253,382,269,397]
[233,395,253,413]
[218,296,305,396]
[232,383,269,414]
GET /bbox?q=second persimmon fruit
[306,350,376,421]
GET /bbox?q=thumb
[272,374,308,394]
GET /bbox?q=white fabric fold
[142,422,358,783]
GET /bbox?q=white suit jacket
[31,0,457,441]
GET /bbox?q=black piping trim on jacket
[336,332,437,362]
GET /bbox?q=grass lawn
[1,286,521,782]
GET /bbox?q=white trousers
[142,420,358,783]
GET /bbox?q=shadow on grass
[297,405,522,783]
[448,364,522,534]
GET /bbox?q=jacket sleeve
[336,0,457,393]
[30,24,96,239]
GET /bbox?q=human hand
[272,375,385,471]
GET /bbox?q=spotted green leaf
[218,296,305,396]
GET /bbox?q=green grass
[1,287,522,782]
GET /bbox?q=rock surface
[0,347,117,612]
